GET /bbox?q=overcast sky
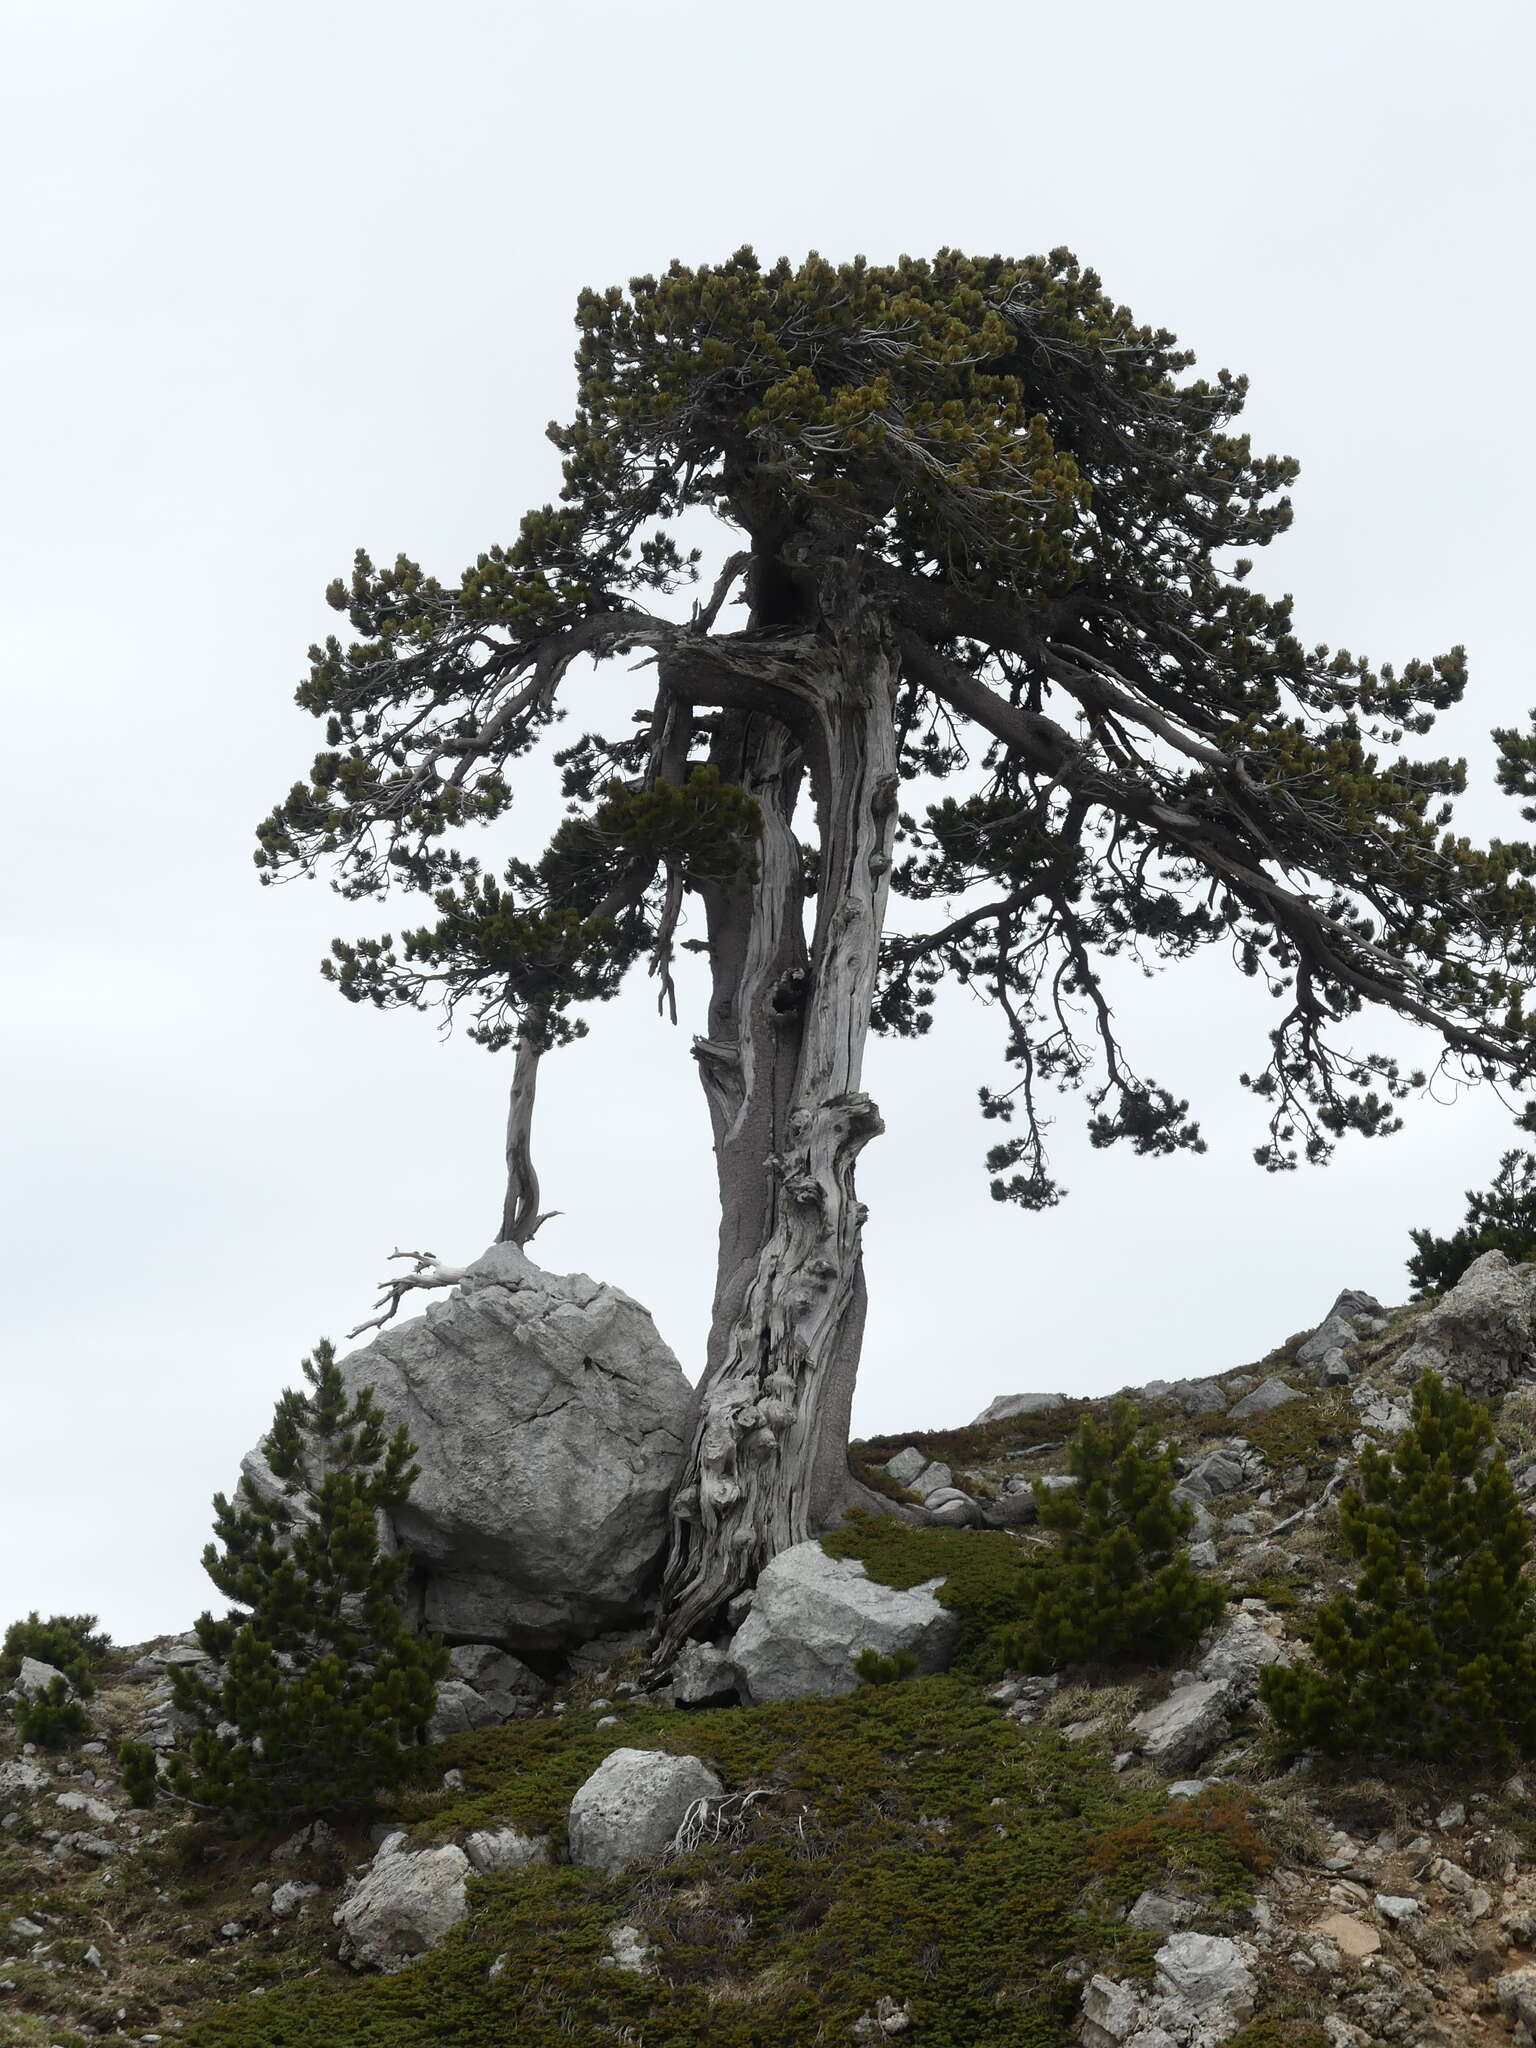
[3,0,1534,1646]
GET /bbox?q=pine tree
[992,1400,1224,1672]
[165,1341,447,1824]
[1260,1370,1536,1761]
[257,249,1536,1647]
[1408,1149,1536,1295]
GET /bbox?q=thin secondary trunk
[497,1028,546,1246]
[657,591,899,1654]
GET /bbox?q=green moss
[1235,1391,1352,1474]
[1083,1789,1274,1913]
[1227,2016,1330,2048]
[180,1675,1180,2048]
[821,1514,1042,1670]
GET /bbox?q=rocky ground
[10,1251,1536,2047]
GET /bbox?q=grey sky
[3,0,1533,1645]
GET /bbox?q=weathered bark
[656,586,900,1654]
[497,1028,548,1246]
[690,713,809,1384]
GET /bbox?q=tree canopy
[256,247,1536,1642]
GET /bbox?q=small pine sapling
[17,1676,91,1749]
[1260,1369,1536,1761]
[992,1400,1224,1673]
[119,1739,162,1809]
[855,1648,920,1686]
[165,1340,448,1824]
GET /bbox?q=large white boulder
[334,1838,470,1972]
[241,1242,692,1656]
[1397,1251,1536,1397]
[727,1540,960,1704]
[567,1748,723,1875]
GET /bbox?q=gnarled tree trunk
[656,587,899,1654]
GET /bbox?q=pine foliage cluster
[1407,1148,1536,1295]
[997,1401,1224,1672]
[1,1611,109,1696]
[1261,1371,1536,1762]
[164,1342,447,1824]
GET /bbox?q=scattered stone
[241,1239,693,1657]
[1128,1888,1200,1931]
[272,1820,335,1863]
[7,1916,44,1940]
[1353,1390,1410,1437]
[1196,1608,1287,1700]
[270,1881,319,1919]
[6,1658,65,1699]
[1178,1450,1247,1502]
[426,1680,505,1744]
[462,1826,550,1875]
[669,1640,739,1709]
[567,1749,724,1876]
[0,1762,49,1799]
[54,1792,115,1827]
[1130,1681,1233,1772]
[1311,1914,1380,1959]
[1374,1895,1421,1925]
[1167,1780,1209,1801]
[334,1838,470,1972]
[601,1923,656,1975]
[1154,1931,1259,2013]
[1297,1291,1384,1373]
[1228,1377,1302,1422]
[447,1644,549,1718]
[728,1541,960,1704]
[852,1994,915,2039]
[883,1447,929,1485]
[971,1391,1067,1426]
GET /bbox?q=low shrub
[1,1612,109,1697]
[17,1676,90,1749]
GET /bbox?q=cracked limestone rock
[1397,1250,1536,1397]
[727,1540,961,1704]
[1130,1679,1234,1772]
[567,1748,724,1876]
[334,1837,470,1972]
[1227,1377,1301,1422]
[462,1825,550,1874]
[241,1241,691,1657]
[970,1390,1067,1426]
[1083,1934,1257,2048]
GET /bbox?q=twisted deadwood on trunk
[655,590,900,1656]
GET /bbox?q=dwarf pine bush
[1260,1370,1536,1760]
[1,1611,110,1696]
[164,1340,447,1824]
[993,1400,1224,1673]
[17,1676,91,1748]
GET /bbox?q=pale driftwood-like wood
[656,586,900,1655]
